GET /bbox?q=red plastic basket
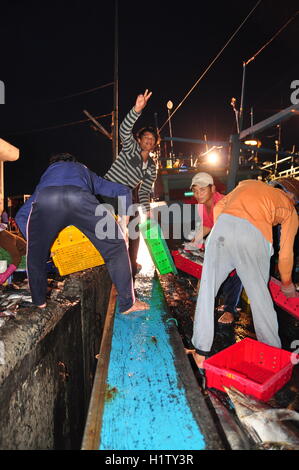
[171,250,203,279]
[204,338,295,401]
[269,277,299,320]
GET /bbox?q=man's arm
[119,90,152,153]
[278,209,298,286]
[185,225,212,251]
[119,107,141,152]
[138,164,157,215]
[92,174,132,214]
[193,225,211,242]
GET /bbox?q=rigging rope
[245,10,299,65]
[9,112,112,135]
[158,0,263,133]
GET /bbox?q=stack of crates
[51,225,105,276]
[139,220,177,275]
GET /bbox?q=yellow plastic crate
[51,225,105,276]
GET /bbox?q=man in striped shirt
[104,90,158,279]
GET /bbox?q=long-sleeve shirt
[15,161,132,238]
[213,179,299,283]
[104,107,157,212]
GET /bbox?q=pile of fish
[0,279,65,324]
[177,247,205,264]
[225,386,299,450]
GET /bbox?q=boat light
[207,151,219,165]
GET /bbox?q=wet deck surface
[97,238,224,450]
[100,274,208,450]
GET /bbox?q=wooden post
[226,134,240,193]
[0,162,4,213]
[239,61,246,132]
[0,139,20,213]
[112,0,119,161]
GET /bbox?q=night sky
[0,0,298,198]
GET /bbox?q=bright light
[207,151,219,165]
[244,139,261,147]
[136,233,155,276]
[138,207,148,225]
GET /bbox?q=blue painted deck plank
[99,276,206,450]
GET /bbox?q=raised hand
[134,89,152,113]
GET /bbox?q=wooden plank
[99,276,223,450]
[81,285,117,450]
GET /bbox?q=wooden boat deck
[82,246,223,450]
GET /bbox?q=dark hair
[270,177,299,202]
[49,153,78,165]
[136,126,160,145]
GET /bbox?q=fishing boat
[81,102,299,451]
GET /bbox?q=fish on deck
[224,386,299,450]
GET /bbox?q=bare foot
[218,311,234,324]
[216,304,225,312]
[37,303,47,309]
[184,348,196,355]
[192,351,206,369]
[121,299,150,315]
[185,349,206,369]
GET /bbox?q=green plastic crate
[139,220,177,275]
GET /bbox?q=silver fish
[224,386,299,450]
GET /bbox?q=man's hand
[184,242,199,251]
[146,209,154,219]
[134,89,152,114]
[281,282,297,298]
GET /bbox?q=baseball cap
[190,172,214,189]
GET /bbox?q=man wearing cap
[185,172,223,248]
[185,172,242,324]
[192,177,299,368]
